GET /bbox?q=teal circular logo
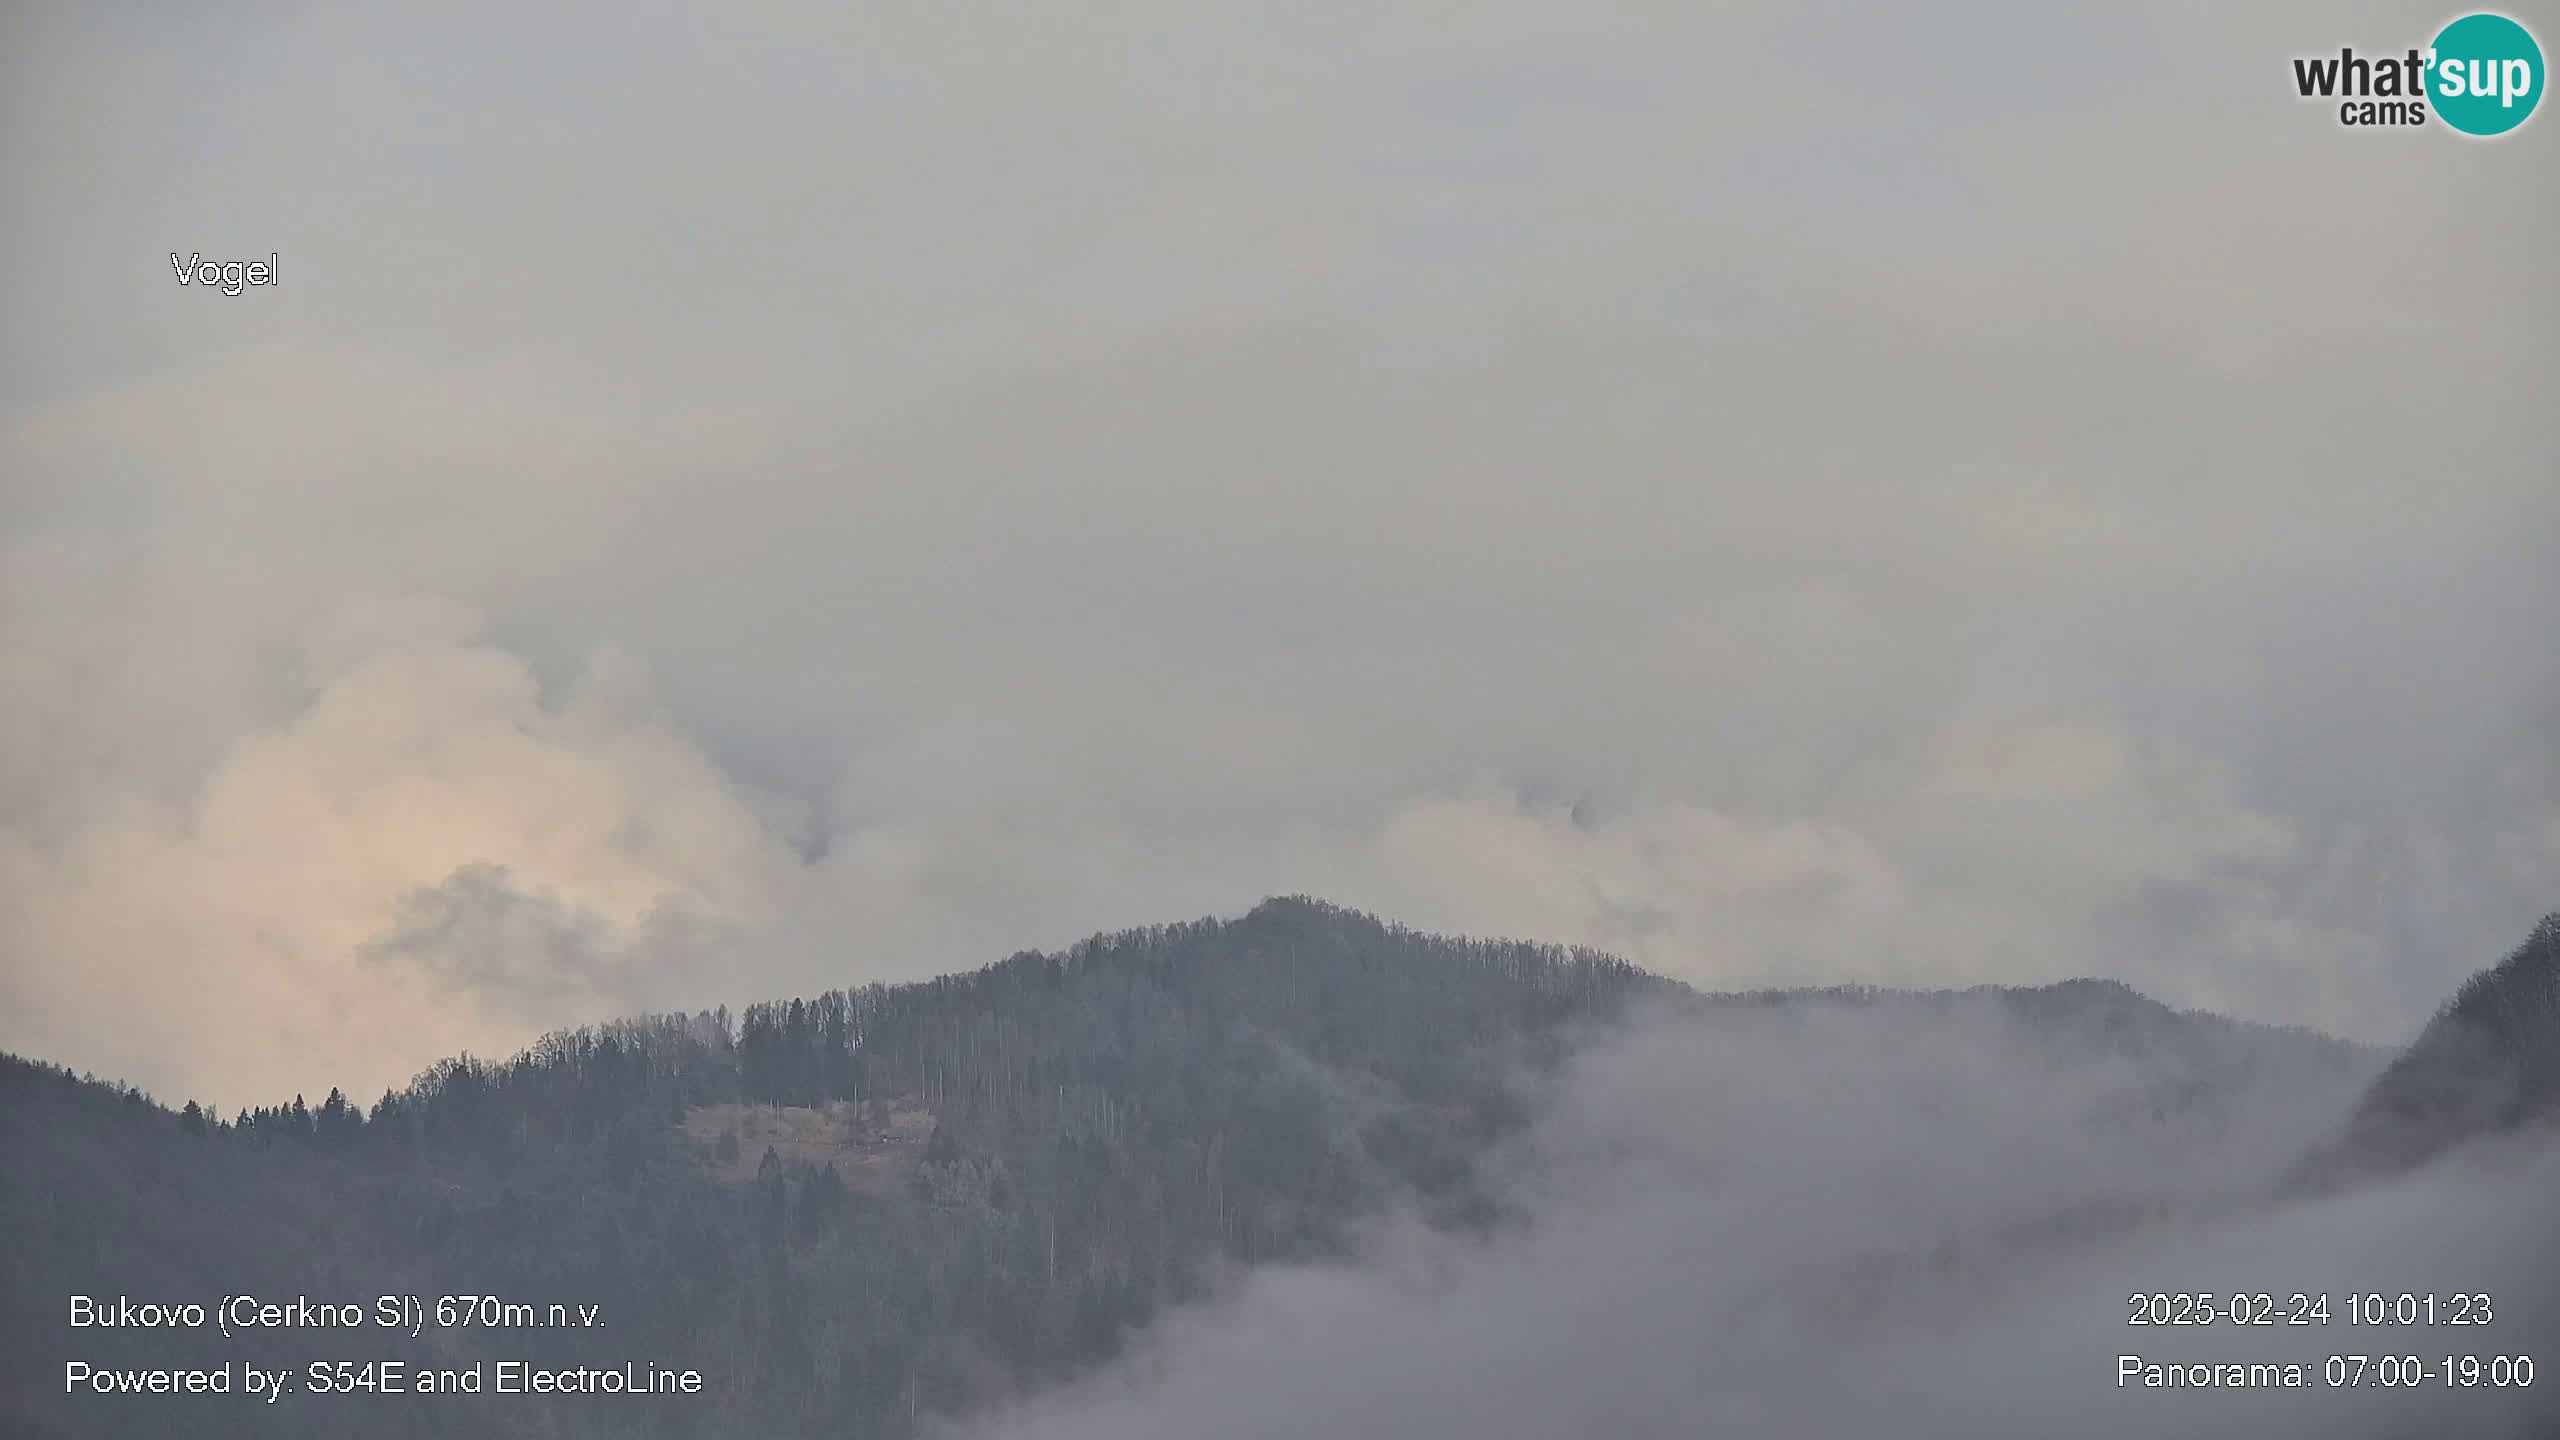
[2430,13,2544,136]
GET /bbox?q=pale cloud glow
[2,1,2554,1105]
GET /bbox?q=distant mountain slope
[0,898,2382,1439]
[2308,912,2560,1183]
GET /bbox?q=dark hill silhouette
[2302,912,2560,1186]
[0,898,2389,1438]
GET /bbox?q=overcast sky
[3,2,2554,1106]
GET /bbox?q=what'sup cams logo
[2293,11,2544,135]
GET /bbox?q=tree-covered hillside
[0,897,2398,1438]
[4,898,1660,1438]
[2310,912,2560,1183]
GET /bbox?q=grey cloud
[361,862,744,1023]
[364,863,620,1008]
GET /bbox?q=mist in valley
[965,997,2555,1439]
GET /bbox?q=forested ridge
[9,898,2529,1440]
[3,898,1663,1438]
[2309,911,2560,1184]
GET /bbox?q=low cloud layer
[958,1003,2556,1439]
[4,2,2555,1104]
